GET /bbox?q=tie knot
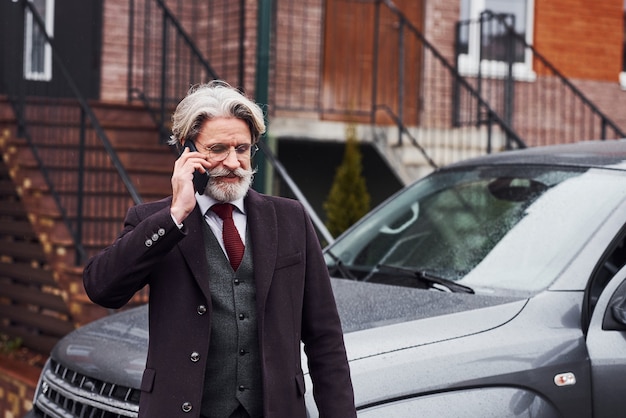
[211,203,234,220]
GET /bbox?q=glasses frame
[195,142,258,162]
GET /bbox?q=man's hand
[170,147,211,223]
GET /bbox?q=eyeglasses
[196,143,258,161]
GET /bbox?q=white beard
[204,166,256,202]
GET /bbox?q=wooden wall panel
[322,0,424,125]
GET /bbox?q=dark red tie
[211,203,245,270]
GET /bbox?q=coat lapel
[246,190,277,309]
[177,204,212,300]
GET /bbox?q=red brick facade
[534,0,623,81]
[98,0,626,131]
[100,0,260,103]
[100,0,131,102]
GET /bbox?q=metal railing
[376,0,526,158]
[128,0,229,143]
[455,10,625,145]
[271,0,527,174]
[2,0,143,264]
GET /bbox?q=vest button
[238,385,246,392]
[238,313,245,320]
[190,352,200,362]
[181,402,192,412]
[197,305,207,315]
[239,349,246,356]
[234,278,240,285]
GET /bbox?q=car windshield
[324,165,626,295]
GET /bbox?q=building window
[24,0,54,81]
[458,0,535,80]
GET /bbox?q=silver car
[26,139,626,417]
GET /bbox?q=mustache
[209,166,257,178]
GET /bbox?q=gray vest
[201,223,263,418]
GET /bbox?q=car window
[326,166,626,295]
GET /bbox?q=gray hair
[169,80,266,147]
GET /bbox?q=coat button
[144,239,153,247]
[151,233,159,241]
[158,228,165,236]
[190,352,200,362]
[181,402,192,413]
[197,305,207,315]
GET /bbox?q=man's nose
[221,147,241,167]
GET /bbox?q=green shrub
[324,124,371,238]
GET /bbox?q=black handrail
[377,0,526,152]
[24,2,142,205]
[455,10,625,141]
[128,0,220,143]
[8,1,143,264]
[2,98,89,264]
[509,16,626,138]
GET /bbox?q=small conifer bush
[323,124,371,238]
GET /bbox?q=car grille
[32,359,140,418]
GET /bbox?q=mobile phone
[181,140,210,194]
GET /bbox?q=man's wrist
[170,212,184,229]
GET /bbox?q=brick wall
[100,0,130,102]
[421,0,626,143]
[424,0,458,63]
[100,0,260,103]
[534,0,623,81]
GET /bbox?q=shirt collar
[196,192,246,216]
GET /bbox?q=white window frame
[23,0,55,81]
[458,0,536,82]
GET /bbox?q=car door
[586,261,626,417]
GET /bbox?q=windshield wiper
[376,264,474,294]
[325,250,357,280]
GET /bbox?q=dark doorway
[0,0,103,99]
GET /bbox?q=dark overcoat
[83,189,356,418]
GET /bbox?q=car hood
[52,305,149,388]
[330,278,524,334]
[52,279,524,388]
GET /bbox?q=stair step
[8,145,175,179]
[0,304,74,340]
[0,280,69,313]
[0,220,37,239]
[91,102,165,130]
[0,200,29,218]
[0,179,18,197]
[0,262,56,286]
[0,239,48,263]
